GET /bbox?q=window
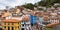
[18,26,19,28]
[22,24,24,26]
[22,28,24,30]
[18,23,19,25]
[8,26,10,30]
[12,27,14,30]
[12,23,14,25]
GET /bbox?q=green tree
[38,0,55,6]
[37,8,43,11]
[23,3,35,10]
[37,0,60,10]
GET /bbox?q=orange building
[2,19,22,30]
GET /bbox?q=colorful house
[21,19,31,30]
[21,14,31,30]
[2,19,22,30]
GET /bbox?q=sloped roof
[2,19,21,22]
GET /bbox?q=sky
[0,0,41,10]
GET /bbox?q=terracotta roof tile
[2,19,21,22]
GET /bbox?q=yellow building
[2,19,22,30]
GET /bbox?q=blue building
[30,14,37,25]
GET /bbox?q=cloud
[0,5,5,9]
[0,0,41,9]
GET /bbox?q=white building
[21,20,31,30]
[21,14,31,30]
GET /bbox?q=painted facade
[2,19,22,30]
